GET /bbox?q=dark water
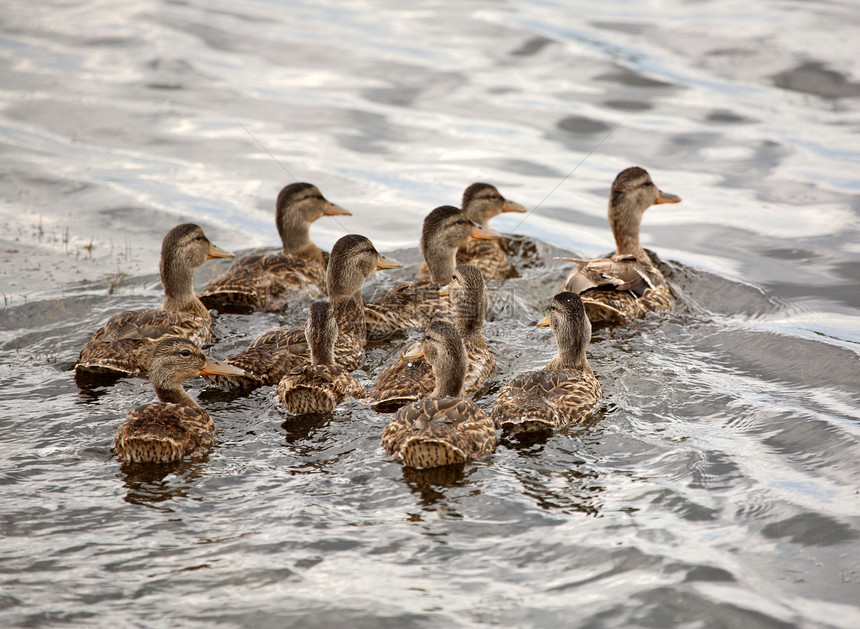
[2,0,859,626]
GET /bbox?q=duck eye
[195,235,205,241]
[180,349,192,357]
[364,246,374,253]
[451,274,458,281]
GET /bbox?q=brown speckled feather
[276,364,364,414]
[580,283,673,324]
[381,397,497,469]
[364,281,452,341]
[114,402,215,464]
[199,252,324,310]
[492,368,601,435]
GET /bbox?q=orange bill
[402,341,425,360]
[199,357,246,377]
[536,314,550,327]
[438,283,450,297]
[471,223,502,241]
[502,200,527,213]
[655,190,681,204]
[375,253,404,271]
[207,243,235,259]
[323,201,352,216]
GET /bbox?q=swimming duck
[380,320,497,469]
[113,337,246,463]
[559,167,681,324]
[417,183,527,280]
[206,234,402,391]
[198,183,350,312]
[276,301,365,414]
[370,264,495,411]
[75,223,233,381]
[364,205,497,341]
[491,291,601,436]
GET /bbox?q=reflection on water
[2,0,860,626]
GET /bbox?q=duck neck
[548,337,589,371]
[278,209,315,256]
[431,348,467,398]
[330,289,365,341]
[454,298,485,343]
[609,198,649,262]
[423,242,457,284]
[153,381,199,408]
[309,339,335,366]
[160,257,209,319]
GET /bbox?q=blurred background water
[1,0,859,626]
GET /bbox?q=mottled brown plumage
[276,301,365,414]
[418,183,527,280]
[113,337,245,464]
[365,205,498,341]
[370,264,495,411]
[199,183,349,311]
[381,321,497,469]
[560,167,681,324]
[75,224,232,382]
[206,234,402,391]
[492,292,601,436]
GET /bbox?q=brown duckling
[199,183,350,312]
[380,320,497,469]
[492,292,601,436]
[364,205,498,341]
[75,223,233,382]
[114,337,246,463]
[418,183,527,280]
[276,301,365,414]
[559,167,681,324]
[206,234,402,391]
[370,264,495,411]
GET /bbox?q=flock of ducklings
[77,167,681,469]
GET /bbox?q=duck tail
[398,436,468,469]
[114,435,184,464]
[278,385,337,415]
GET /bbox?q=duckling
[75,224,233,382]
[417,183,527,280]
[364,205,498,341]
[199,183,350,312]
[492,292,601,436]
[380,320,497,469]
[276,301,365,414]
[114,337,246,464]
[206,234,402,391]
[370,264,495,411]
[559,167,681,324]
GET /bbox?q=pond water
[1,0,859,626]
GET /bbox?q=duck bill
[207,243,235,259]
[199,357,246,377]
[402,342,425,360]
[322,201,351,217]
[655,190,682,204]
[502,200,527,213]
[375,254,404,271]
[438,283,450,297]
[471,223,502,241]
[536,314,550,328]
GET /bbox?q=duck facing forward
[381,320,497,469]
[114,337,245,464]
[199,183,350,312]
[207,234,402,391]
[76,224,233,383]
[492,292,601,436]
[417,183,527,280]
[365,205,497,341]
[560,167,681,324]
[276,301,365,414]
[370,263,495,411]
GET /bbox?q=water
[2,0,859,626]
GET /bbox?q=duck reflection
[400,463,469,509]
[119,458,206,509]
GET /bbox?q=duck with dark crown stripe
[380,320,497,469]
[417,183,527,280]
[75,223,233,384]
[198,183,350,312]
[370,264,495,412]
[558,167,681,325]
[206,234,402,392]
[113,337,245,464]
[492,291,601,436]
[364,205,499,341]
[276,301,365,414]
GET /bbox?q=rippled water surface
[2,0,860,626]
